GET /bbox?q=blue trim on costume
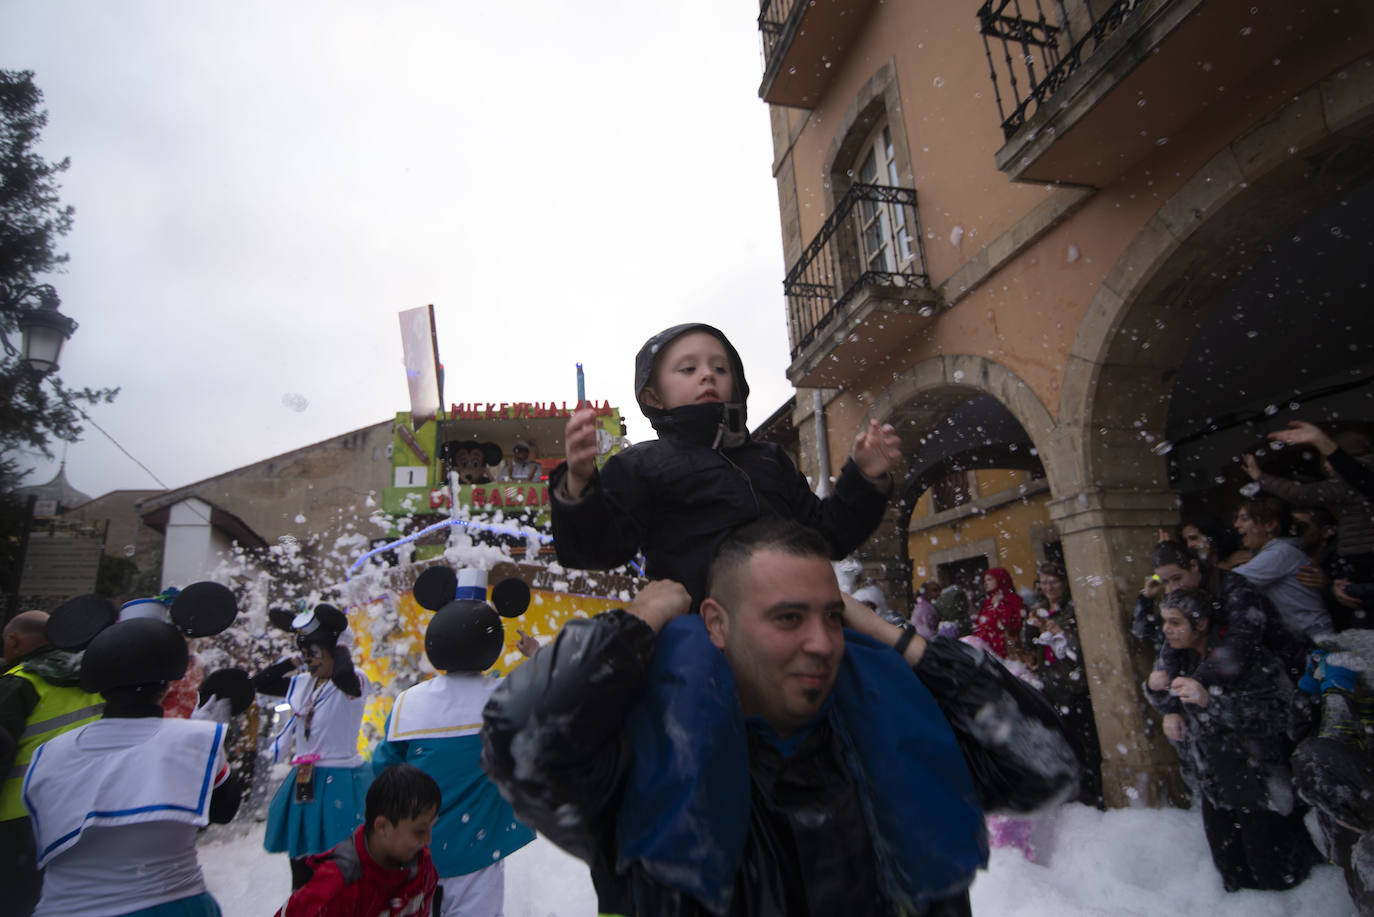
[32,723,222,862]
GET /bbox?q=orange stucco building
[754,0,1374,804]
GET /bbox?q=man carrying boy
[551,323,902,607]
[483,518,1078,915]
[278,763,440,917]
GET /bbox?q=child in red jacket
[277,764,440,917]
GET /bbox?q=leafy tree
[1,69,117,466]
[1,70,117,609]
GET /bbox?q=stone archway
[844,353,1063,612]
[1054,52,1374,805]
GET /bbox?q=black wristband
[893,623,916,656]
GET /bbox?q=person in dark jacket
[1132,540,1310,693]
[550,323,900,607]
[1025,562,1102,807]
[1144,589,1319,892]
[482,518,1079,916]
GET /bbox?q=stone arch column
[1053,52,1374,805]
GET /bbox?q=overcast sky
[4,1,791,500]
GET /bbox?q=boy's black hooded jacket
[549,324,891,605]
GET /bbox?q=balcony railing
[784,183,928,359]
[757,0,802,74]
[978,0,1145,140]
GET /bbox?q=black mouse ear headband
[412,565,530,672]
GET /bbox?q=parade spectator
[1244,430,1374,574]
[482,519,1078,916]
[973,567,1028,662]
[1173,518,1249,570]
[550,323,900,608]
[23,591,243,917]
[1133,540,1308,696]
[1269,419,1374,505]
[934,583,972,638]
[371,576,537,917]
[912,580,941,639]
[1143,589,1319,892]
[1026,562,1102,807]
[498,440,541,482]
[277,763,440,917]
[1289,629,1374,912]
[0,612,104,917]
[256,604,372,889]
[1232,496,1333,640]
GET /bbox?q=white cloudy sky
[4,1,791,499]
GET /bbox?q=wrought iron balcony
[757,0,878,108]
[784,183,938,386]
[976,0,1363,185]
[979,0,1145,142]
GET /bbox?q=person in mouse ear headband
[253,600,372,891]
[21,582,247,917]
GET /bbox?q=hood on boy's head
[633,323,751,423]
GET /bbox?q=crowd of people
[2,320,1372,915]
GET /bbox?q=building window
[855,122,916,273]
[931,469,973,513]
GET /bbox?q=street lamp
[4,284,78,375]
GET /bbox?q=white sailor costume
[262,669,371,858]
[23,717,228,917]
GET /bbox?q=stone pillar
[1049,486,1185,807]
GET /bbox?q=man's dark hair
[366,764,441,834]
[1150,540,1199,571]
[1242,496,1293,537]
[1160,588,1210,630]
[707,518,831,609]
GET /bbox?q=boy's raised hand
[564,406,600,498]
[852,420,901,481]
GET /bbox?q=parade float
[335,306,643,744]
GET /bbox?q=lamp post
[4,284,78,375]
[3,284,78,621]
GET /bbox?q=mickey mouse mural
[370,564,537,906]
[440,440,503,485]
[22,584,246,914]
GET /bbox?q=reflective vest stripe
[20,703,106,740]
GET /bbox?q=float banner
[399,305,442,427]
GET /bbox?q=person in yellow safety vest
[0,611,104,917]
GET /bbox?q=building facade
[756,0,1374,804]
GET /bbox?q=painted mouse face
[441,441,503,485]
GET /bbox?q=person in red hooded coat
[973,567,1027,661]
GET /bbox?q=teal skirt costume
[263,763,371,858]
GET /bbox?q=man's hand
[1162,712,1186,742]
[1170,676,1208,707]
[627,580,691,633]
[1270,420,1337,456]
[1147,669,1171,692]
[1141,575,1163,600]
[1241,453,1262,481]
[1296,563,1329,592]
[515,629,540,658]
[852,420,901,481]
[1334,579,1364,610]
[563,407,600,498]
